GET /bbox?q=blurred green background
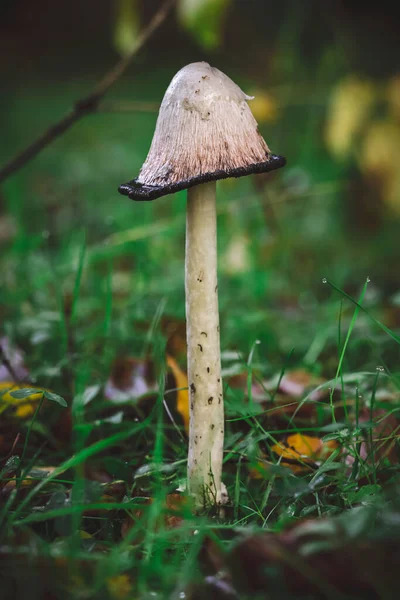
[1,0,400,374]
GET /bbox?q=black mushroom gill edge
[118,154,287,201]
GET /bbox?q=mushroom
[119,62,285,509]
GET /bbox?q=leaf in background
[361,120,400,214]
[248,90,278,123]
[325,76,376,159]
[387,74,400,121]
[178,0,231,50]
[113,0,140,58]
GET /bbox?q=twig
[98,100,160,113]
[0,0,175,184]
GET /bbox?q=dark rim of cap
[118,154,286,201]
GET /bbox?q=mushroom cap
[119,62,286,201]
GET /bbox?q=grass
[1,59,400,598]
[1,235,400,598]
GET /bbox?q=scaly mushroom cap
[119,62,285,201]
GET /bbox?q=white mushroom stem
[186,180,224,509]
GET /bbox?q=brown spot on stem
[190,383,196,394]
[210,424,215,430]
[198,344,203,352]
[207,367,210,373]
[201,331,207,337]
[208,397,213,405]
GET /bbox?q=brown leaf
[160,315,187,358]
[0,337,29,383]
[105,354,189,431]
[121,493,189,539]
[1,466,56,499]
[346,408,400,470]
[105,357,157,403]
[278,369,326,401]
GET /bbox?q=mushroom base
[185,181,224,509]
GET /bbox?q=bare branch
[98,101,160,113]
[0,0,176,184]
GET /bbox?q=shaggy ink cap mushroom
[118,62,286,201]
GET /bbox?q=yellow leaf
[107,575,132,599]
[249,90,278,123]
[325,76,376,159]
[166,355,189,432]
[0,382,45,417]
[361,120,400,214]
[271,434,338,473]
[387,75,400,120]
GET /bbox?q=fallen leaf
[346,408,400,472]
[104,357,157,403]
[121,493,189,539]
[0,337,29,383]
[278,370,326,401]
[160,316,187,358]
[0,382,45,418]
[271,433,338,473]
[166,355,189,431]
[105,354,189,431]
[106,574,132,600]
[1,465,56,498]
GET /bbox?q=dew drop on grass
[366,276,371,282]
[322,278,327,284]
[376,366,385,373]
